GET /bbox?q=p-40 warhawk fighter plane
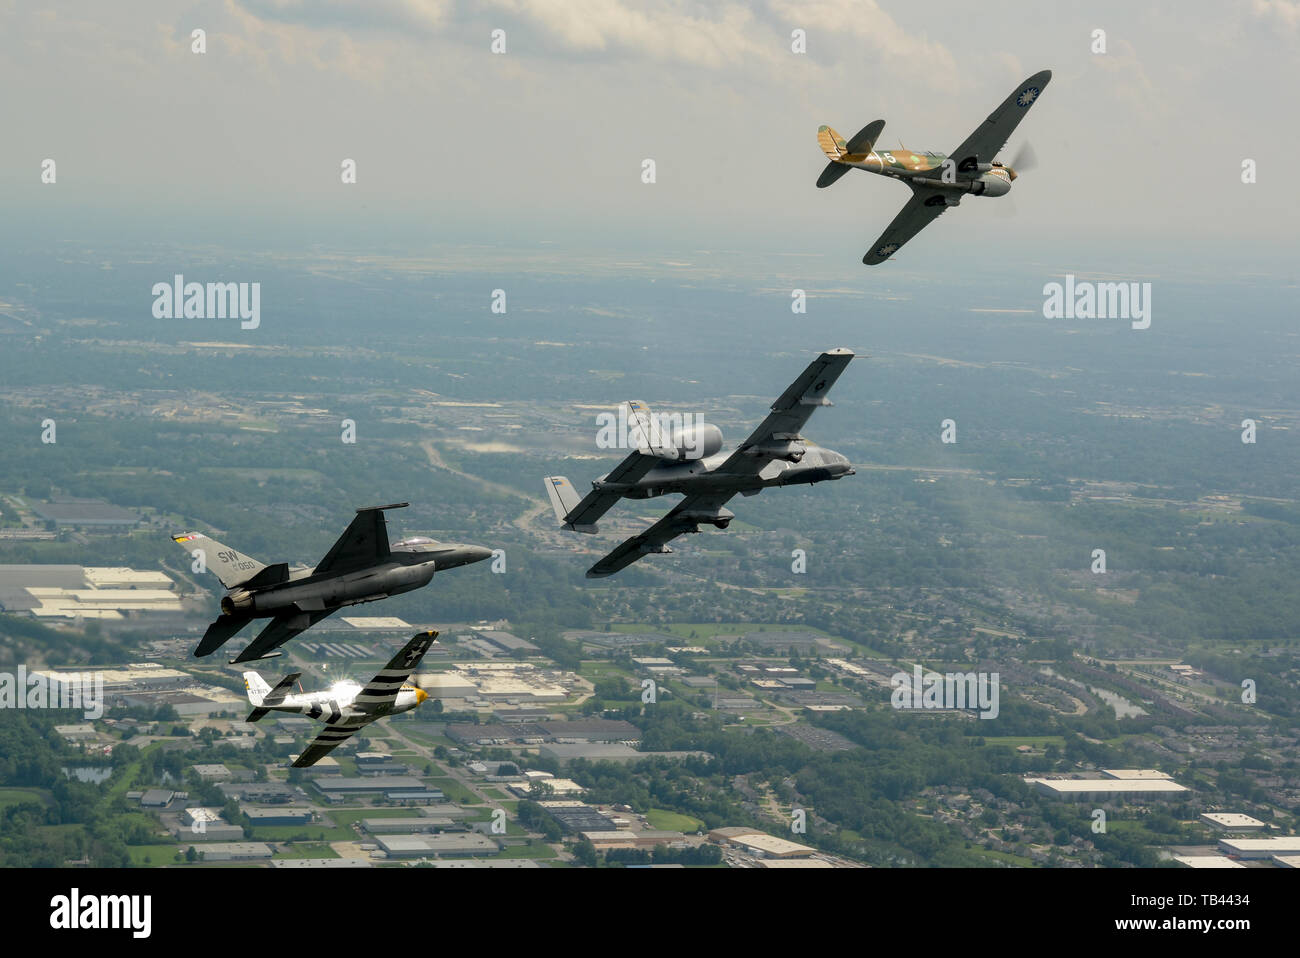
[816,69,1051,264]
[244,630,437,767]
[173,504,490,664]
[544,348,855,578]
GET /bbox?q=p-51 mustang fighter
[244,630,438,767]
[544,348,855,578]
[816,69,1051,264]
[173,504,491,664]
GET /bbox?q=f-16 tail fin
[172,531,267,589]
[243,669,300,722]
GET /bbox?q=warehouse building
[374,834,499,858]
[1218,837,1300,859]
[1200,813,1267,831]
[1026,778,1189,801]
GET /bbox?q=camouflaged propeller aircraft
[817,70,1051,264]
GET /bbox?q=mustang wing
[947,70,1051,172]
[718,349,855,475]
[353,631,438,713]
[586,492,735,578]
[293,724,361,768]
[230,607,335,664]
[313,502,407,577]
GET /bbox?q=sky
[1,1,1298,271]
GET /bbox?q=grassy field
[248,823,353,842]
[610,623,831,640]
[645,808,704,832]
[424,777,477,804]
[494,842,558,860]
[0,787,48,809]
[127,844,185,866]
[973,735,1066,749]
[274,843,339,859]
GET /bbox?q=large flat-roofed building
[361,817,457,834]
[1101,769,1173,780]
[244,807,313,826]
[581,830,685,849]
[711,830,815,859]
[0,564,182,620]
[31,498,141,527]
[1200,813,1267,831]
[540,719,640,743]
[1218,837,1300,859]
[1026,778,1189,800]
[32,663,191,695]
[313,776,428,794]
[374,834,499,858]
[1173,855,1245,869]
[539,801,617,835]
[187,842,272,861]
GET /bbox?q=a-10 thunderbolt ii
[544,348,855,578]
[816,70,1051,264]
[172,504,490,664]
[243,630,438,767]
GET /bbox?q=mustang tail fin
[243,670,301,721]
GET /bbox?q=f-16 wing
[293,724,361,768]
[312,502,407,577]
[352,630,438,713]
[586,492,735,578]
[947,70,1051,172]
[194,613,253,657]
[718,348,855,474]
[862,184,950,264]
[230,607,336,664]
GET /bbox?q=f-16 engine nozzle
[221,590,253,615]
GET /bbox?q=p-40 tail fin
[816,120,884,188]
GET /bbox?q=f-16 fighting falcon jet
[816,70,1051,264]
[544,349,855,578]
[173,504,491,664]
[244,630,438,767]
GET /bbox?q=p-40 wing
[718,348,855,474]
[587,492,735,578]
[863,185,950,264]
[312,502,407,577]
[947,69,1051,173]
[352,630,438,713]
[293,724,361,768]
[230,607,336,664]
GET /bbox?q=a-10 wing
[586,492,734,578]
[717,348,854,475]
